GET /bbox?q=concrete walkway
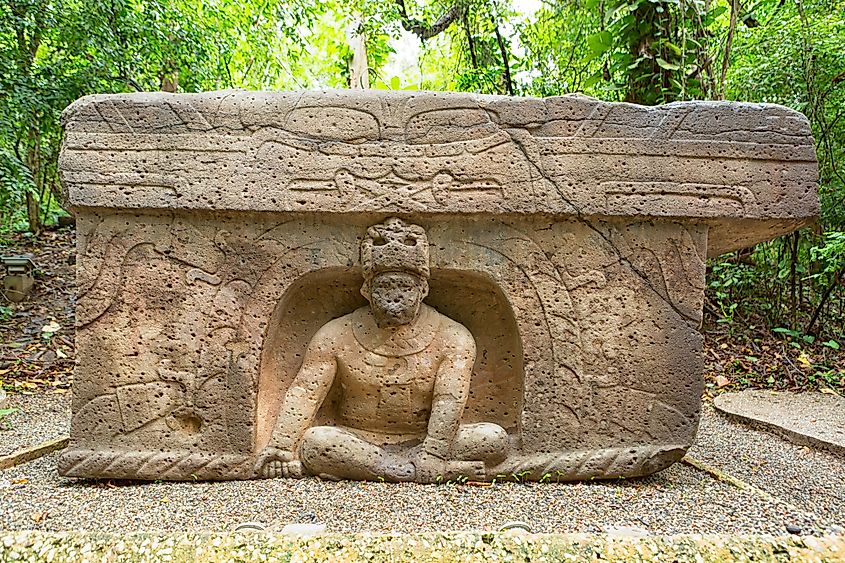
[714,390,845,457]
[0,393,843,536]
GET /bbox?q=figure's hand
[448,460,486,482]
[255,446,303,479]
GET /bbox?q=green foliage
[708,260,751,325]
[0,147,34,231]
[0,407,18,429]
[516,0,602,95]
[810,231,845,278]
[0,0,337,232]
[707,227,845,341]
[516,0,731,103]
[598,0,719,104]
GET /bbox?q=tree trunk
[805,268,844,335]
[348,17,370,89]
[395,0,461,40]
[161,55,179,92]
[718,0,739,99]
[490,15,513,95]
[25,129,42,233]
[25,191,41,234]
[463,12,478,69]
[161,72,178,92]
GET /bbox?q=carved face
[367,272,427,328]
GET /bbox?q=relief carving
[57,91,818,483]
[255,218,508,483]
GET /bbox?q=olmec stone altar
[58,91,818,482]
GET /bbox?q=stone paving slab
[2,531,844,562]
[714,390,845,457]
[0,392,70,457]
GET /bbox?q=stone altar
[57,90,818,482]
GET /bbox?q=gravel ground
[689,400,845,524]
[0,392,70,456]
[0,393,842,535]
[0,451,829,535]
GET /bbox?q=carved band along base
[58,444,685,482]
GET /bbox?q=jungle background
[0,0,843,393]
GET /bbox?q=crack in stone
[501,126,700,328]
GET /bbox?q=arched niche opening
[254,267,524,451]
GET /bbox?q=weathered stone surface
[60,91,818,256]
[1,531,843,562]
[57,90,818,482]
[714,391,845,457]
[255,217,515,483]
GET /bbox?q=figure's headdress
[361,218,430,283]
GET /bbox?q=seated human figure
[256,217,508,483]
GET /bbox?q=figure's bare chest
[338,349,440,393]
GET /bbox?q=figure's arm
[423,327,476,460]
[266,326,337,453]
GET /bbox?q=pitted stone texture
[57,90,818,482]
[258,218,533,483]
[60,90,818,256]
[60,214,705,481]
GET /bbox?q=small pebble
[281,523,326,536]
[297,511,317,523]
[786,524,802,535]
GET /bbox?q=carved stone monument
[58,90,818,482]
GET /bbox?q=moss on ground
[1,531,844,562]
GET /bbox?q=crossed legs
[299,423,509,483]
